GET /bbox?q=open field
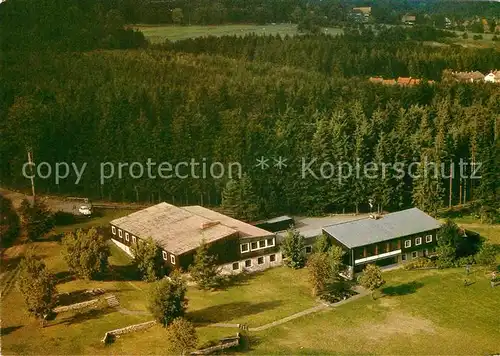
[1,212,499,355]
[250,266,500,355]
[131,24,344,43]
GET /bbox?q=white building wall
[111,237,134,257]
[220,251,283,275]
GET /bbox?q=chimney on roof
[201,221,220,229]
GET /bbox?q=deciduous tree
[148,271,188,327]
[131,236,164,282]
[165,317,198,355]
[19,198,53,240]
[61,228,110,279]
[358,264,385,299]
[17,249,57,326]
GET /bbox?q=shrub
[165,317,198,354]
[403,257,436,270]
[53,211,76,226]
[455,255,476,267]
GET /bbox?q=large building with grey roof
[322,208,441,276]
[110,202,281,274]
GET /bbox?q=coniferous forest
[0,0,499,219]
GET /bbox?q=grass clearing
[250,267,500,355]
[132,24,343,43]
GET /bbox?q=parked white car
[78,205,92,216]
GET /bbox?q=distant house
[110,203,281,275]
[382,79,397,86]
[402,14,416,25]
[322,208,441,278]
[370,76,429,86]
[350,6,371,23]
[451,71,485,83]
[484,70,500,83]
[397,77,422,86]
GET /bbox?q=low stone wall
[102,320,156,343]
[191,333,240,355]
[54,298,99,313]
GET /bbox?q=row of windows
[162,251,176,265]
[112,226,137,244]
[240,237,275,253]
[112,226,175,264]
[404,234,433,248]
[232,254,277,270]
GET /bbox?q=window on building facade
[118,229,123,238]
[267,238,274,247]
[258,256,264,265]
[415,237,422,246]
[404,240,411,248]
[162,251,168,260]
[426,235,433,243]
[170,255,176,265]
[270,254,276,262]
[241,243,249,253]
[412,251,418,259]
[232,262,239,270]
[305,246,312,254]
[125,232,129,241]
[112,226,116,235]
[245,259,252,267]
[132,236,136,244]
[402,253,407,261]
[258,240,266,248]
[251,242,258,250]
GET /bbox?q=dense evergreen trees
[0,33,498,217]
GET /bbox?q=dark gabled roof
[322,208,441,249]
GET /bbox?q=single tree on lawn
[61,228,110,279]
[17,249,57,327]
[131,236,164,282]
[307,245,346,297]
[188,240,221,290]
[475,243,498,270]
[281,229,306,269]
[358,264,385,300]
[307,252,331,296]
[165,317,198,355]
[19,198,53,240]
[148,270,187,327]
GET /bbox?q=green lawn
[132,24,343,43]
[2,216,499,355]
[249,267,500,355]
[52,208,133,235]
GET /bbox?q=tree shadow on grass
[57,288,120,306]
[218,271,262,290]
[188,300,282,324]
[100,263,141,282]
[54,270,75,284]
[382,281,424,296]
[51,306,115,327]
[0,325,22,336]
